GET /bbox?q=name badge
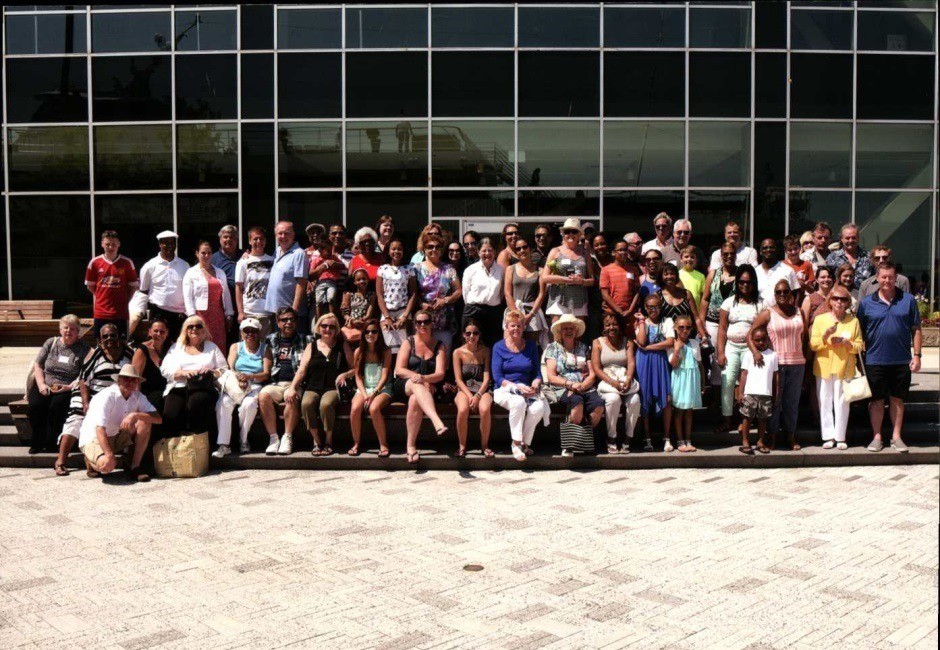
[58,355,71,364]
[626,273,635,280]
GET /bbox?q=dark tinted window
[175,10,236,51]
[92,56,172,121]
[277,8,341,49]
[346,53,427,118]
[241,4,273,50]
[6,57,87,123]
[604,7,684,47]
[431,7,514,47]
[753,122,786,242]
[346,192,428,247]
[241,123,275,224]
[755,1,786,49]
[789,191,852,239]
[688,192,751,245]
[605,53,684,117]
[604,191,685,239]
[5,13,87,54]
[689,121,751,187]
[432,52,513,117]
[346,121,428,187]
[791,10,853,50]
[433,192,514,218]
[177,123,239,189]
[241,53,273,119]
[604,121,685,188]
[518,7,599,47]
[858,11,936,51]
[7,126,89,191]
[175,54,236,120]
[177,194,239,252]
[94,125,172,191]
[790,53,852,118]
[345,7,427,48]
[279,193,344,233]
[431,121,514,187]
[690,8,751,48]
[519,52,599,117]
[95,195,173,265]
[690,52,751,118]
[278,122,343,188]
[790,122,852,188]
[518,121,600,187]
[519,191,599,218]
[277,53,341,119]
[92,11,171,52]
[857,54,935,119]
[755,53,786,118]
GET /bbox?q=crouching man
[78,364,162,482]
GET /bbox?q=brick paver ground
[0,466,936,649]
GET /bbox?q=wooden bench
[0,301,94,346]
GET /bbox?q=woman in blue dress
[635,292,674,452]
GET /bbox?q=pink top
[767,308,805,365]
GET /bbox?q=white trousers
[597,383,641,439]
[215,387,261,446]
[494,387,546,445]
[817,376,849,442]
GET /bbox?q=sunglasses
[187,323,204,330]
[425,245,441,251]
[415,319,431,326]
[243,328,259,334]
[774,289,791,296]
[655,224,671,231]
[830,296,850,303]
[100,333,119,340]
[365,330,380,336]
[279,317,297,323]
[320,323,337,330]
[464,330,480,337]
[644,258,660,264]
[534,233,548,238]
[562,229,579,235]
[448,248,462,254]
[676,325,692,330]
[674,230,690,235]
[464,241,479,247]
[873,255,889,261]
[516,245,529,252]
[505,231,519,237]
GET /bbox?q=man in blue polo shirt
[857,262,922,453]
[265,221,309,333]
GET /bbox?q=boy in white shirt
[735,327,779,455]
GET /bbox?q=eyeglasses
[278,316,297,323]
[365,330,380,336]
[515,245,529,252]
[774,289,791,296]
[415,319,431,326]
[360,239,374,246]
[425,244,440,251]
[448,248,462,255]
[873,255,889,261]
[674,230,690,236]
[830,296,850,303]
[100,333,118,340]
[464,330,480,337]
[187,323,204,330]
[320,323,337,330]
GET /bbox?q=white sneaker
[265,436,280,455]
[277,433,293,455]
[212,444,231,459]
[561,448,574,458]
[836,442,848,451]
[512,444,526,462]
[664,439,674,453]
[822,440,836,449]
[239,441,251,454]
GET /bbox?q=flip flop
[377,448,390,458]
[483,448,495,459]
[756,443,771,454]
[347,445,360,457]
[321,446,334,457]
[54,462,70,477]
[452,447,467,459]
[407,451,420,464]
[738,446,754,455]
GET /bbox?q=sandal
[756,441,771,454]
[54,462,70,477]
[607,438,619,454]
[407,451,420,464]
[788,434,802,451]
[738,445,754,455]
[766,433,777,451]
[435,426,449,437]
[311,445,323,457]
[321,446,333,457]
[483,448,495,459]
[452,446,467,459]
[377,448,390,458]
[522,444,534,457]
[347,445,360,457]
[86,468,101,478]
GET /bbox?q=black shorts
[564,389,604,415]
[866,364,911,401]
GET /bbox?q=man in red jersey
[85,230,138,340]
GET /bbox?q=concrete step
[0,425,19,446]
[0,389,21,407]
[0,406,11,426]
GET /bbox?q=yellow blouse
[809,311,864,379]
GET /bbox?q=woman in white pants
[809,286,864,449]
[492,312,549,461]
[214,319,272,457]
[591,313,641,454]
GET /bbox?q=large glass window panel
[431,121,513,187]
[517,121,600,187]
[278,193,344,234]
[858,11,935,51]
[175,54,236,120]
[242,123,274,227]
[857,54,935,119]
[790,54,852,118]
[346,121,428,187]
[7,126,89,191]
[688,192,751,246]
[856,192,933,283]
[689,8,751,48]
[789,191,852,237]
[519,52,599,117]
[432,53,513,117]
[346,53,427,118]
[755,1,786,49]
[278,122,343,188]
[92,56,171,121]
[277,8,341,49]
[92,11,171,52]
[241,4,273,50]
[10,196,90,302]
[175,10,236,51]
[603,121,684,187]
[789,122,852,188]
[0,203,7,301]
[241,53,272,119]
[856,124,934,189]
[432,191,514,218]
[603,7,684,47]
[345,7,427,49]
[6,57,87,123]
[177,123,238,189]
[604,191,685,239]
[518,7,599,47]
[5,13,87,54]
[431,7,514,48]
[94,125,172,190]
[690,52,751,118]
[519,191,599,218]
[753,122,787,242]
[689,122,750,187]
[177,194,239,253]
[94,195,173,264]
[6,6,89,12]
[791,10,853,50]
[755,53,786,118]
[346,192,428,248]
[604,53,684,117]
[277,53,341,119]
[862,1,936,8]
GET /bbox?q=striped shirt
[767,308,805,365]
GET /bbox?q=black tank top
[407,336,441,376]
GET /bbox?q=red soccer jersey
[85,255,138,319]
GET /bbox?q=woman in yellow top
[809,285,864,450]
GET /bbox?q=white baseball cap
[156,230,178,240]
[240,317,262,332]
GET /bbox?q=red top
[599,262,641,313]
[85,255,138,319]
[350,253,384,283]
[784,258,815,286]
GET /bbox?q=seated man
[258,307,309,456]
[78,364,162,482]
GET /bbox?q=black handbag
[186,371,216,392]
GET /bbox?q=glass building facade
[1,2,937,309]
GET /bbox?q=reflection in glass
[790,122,851,188]
[175,10,236,51]
[604,191,685,239]
[689,52,751,117]
[755,1,786,49]
[431,7,514,47]
[753,122,787,242]
[605,52,684,117]
[433,192,514,218]
[346,192,428,247]
[791,10,853,50]
[789,191,852,238]
[604,121,684,187]
[177,194,238,254]
[688,192,751,245]
[790,53,853,118]
[278,193,344,233]
[603,7,684,47]
[857,54,935,120]
[346,121,428,187]
[431,121,513,187]
[755,53,786,118]
[689,8,751,48]
[518,121,600,187]
[519,52,599,117]
[346,53,427,118]
[95,125,172,191]
[177,123,238,189]
[92,56,172,121]
[278,122,343,188]
[345,7,427,48]
[432,53,514,117]
[277,53,341,118]
[7,126,89,191]
[519,191,599,218]
[175,54,236,119]
[856,192,932,284]
[858,11,935,51]
[242,123,275,226]
[518,7,599,47]
[6,57,87,123]
[241,54,273,119]
[92,11,171,52]
[277,8,341,49]
[241,4,273,50]
[689,122,750,187]
[856,124,934,189]
[95,195,173,264]
[5,14,87,54]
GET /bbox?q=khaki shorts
[259,381,293,403]
[81,429,134,470]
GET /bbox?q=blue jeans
[770,363,805,435]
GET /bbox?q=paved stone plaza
[0,465,937,649]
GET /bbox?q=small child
[669,315,705,453]
[340,268,376,344]
[735,326,780,454]
[310,241,347,319]
[635,293,674,452]
[678,249,706,312]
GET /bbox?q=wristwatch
[914,353,922,357]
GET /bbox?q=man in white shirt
[755,238,799,308]
[708,220,759,270]
[641,212,673,255]
[235,226,275,337]
[138,230,190,339]
[79,364,162,482]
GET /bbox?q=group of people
[26,213,923,479]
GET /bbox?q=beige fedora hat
[550,314,586,339]
[112,363,145,383]
[560,218,583,234]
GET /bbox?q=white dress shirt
[160,342,229,395]
[709,245,759,270]
[641,238,673,255]
[78,384,156,448]
[139,254,190,314]
[462,261,504,306]
[182,265,235,317]
[755,261,799,308]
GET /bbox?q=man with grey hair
[212,224,241,344]
[641,212,673,254]
[661,218,706,272]
[825,223,873,290]
[623,232,644,266]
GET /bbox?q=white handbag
[219,369,249,405]
[842,362,872,403]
